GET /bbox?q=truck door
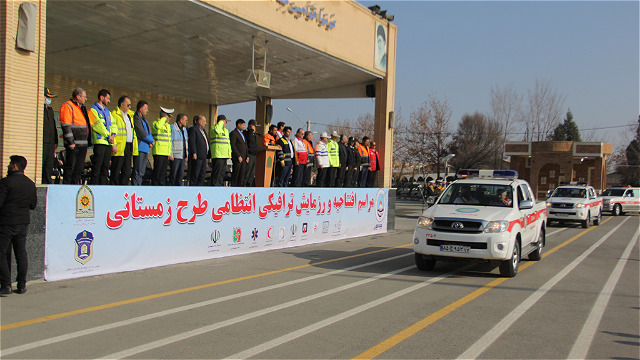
[518,185,536,246]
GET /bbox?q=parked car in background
[601,186,640,216]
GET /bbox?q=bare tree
[490,84,522,168]
[391,107,412,182]
[522,79,566,141]
[449,112,504,169]
[326,114,373,141]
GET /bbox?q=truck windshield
[438,183,513,207]
[602,189,625,196]
[551,187,586,198]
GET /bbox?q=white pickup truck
[413,170,547,277]
[546,184,602,228]
[601,186,640,216]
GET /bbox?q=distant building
[505,141,613,198]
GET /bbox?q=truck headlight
[484,221,509,233]
[575,203,583,208]
[417,216,434,229]
[546,202,552,207]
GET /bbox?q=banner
[44,185,388,281]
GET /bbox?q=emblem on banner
[313,222,318,233]
[252,228,259,241]
[76,185,95,218]
[322,221,329,234]
[74,230,94,264]
[279,227,286,240]
[211,230,220,243]
[302,223,308,233]
[233,228,242,242]
[291,224,297,235]
[375,188,386,223]
[267,226,274,240]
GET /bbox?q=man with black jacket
[336,134,348,187]
[345,137,360,188]
[229,119,248,187]
[42,87,58,184]
[187,115,209,186]
[0,156,37,295]
[243,119,258,187]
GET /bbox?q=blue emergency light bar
[559,181,588,186]
[457,169,518,180]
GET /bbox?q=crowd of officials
[42,87,381,188]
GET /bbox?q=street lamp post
[287,107,310,132]
[444,154,455,180]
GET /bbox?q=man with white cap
[151,106,173,185]
[314,132,330,187]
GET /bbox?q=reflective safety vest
[369,149,379,171]
[292,136,307,165]
[60,100,89,147]
[210,120,231,159]
[151,116,172,156]
[111,108,138,157]
[327,139,339,167]
[357,143,370,166]
[89,103,116,146]
[304,139,315,165]
[263,133,276,146]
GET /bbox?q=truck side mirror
[519,200,534,210]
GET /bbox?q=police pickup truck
[546,183,602,228]
[601,186,640,216]
[413,170,547,277]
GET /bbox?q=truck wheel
[415,253,436,271]
[499,242,520,277]
[593,210,601,226]
[613,204,622,216]
[582,211,590,228]
[528,229,544,261]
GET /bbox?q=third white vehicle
[546,183,602,228]
[601,186,640,216]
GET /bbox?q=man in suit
[243,119,258,187]
[229,119,248,187]
[187,115,209,186]
[42,87,58,184]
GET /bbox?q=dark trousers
[345,167,358,188]
[132,152,148,186]
[244,154,256,187]
[276,163,292,187]
[169,158,186,186]
[152,155,169,185]
[231,158,246,187]
[110,143,133,185]
[0,224,28,288]
[91,144,112,185]
[367,170,378,187]
[210,158,227,186]
[358,166,369,187]
[336,165,347,187]
[292,164,305,187]
[303,165,313,187]
[189,158,207,186]
[326,167,337,187]
[316,167,327,187]
[63,146,88,185]
[42,143,56,184]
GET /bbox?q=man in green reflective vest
[209,114,231,186]
[110,96,138,185]
[326,131,340,187]
[151,107,173,185]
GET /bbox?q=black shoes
[14,287,26,294]
[0,287,12,295]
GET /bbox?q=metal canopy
[45,0,381,105]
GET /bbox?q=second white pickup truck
[413,170,547,277]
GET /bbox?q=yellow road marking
[353,218,612,359]
[1,244,411,331]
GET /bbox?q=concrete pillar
[208,104,218,132]
[255,97,272,136]
[373,23,397,188]
[0,0,47,183]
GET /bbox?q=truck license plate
[440,245,470,253]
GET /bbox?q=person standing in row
[60,88,91,185]
[326,132,340,187]
[210,115,231,186]
[229,119,248,187]
[110,96,137,185]
[243,120,258,187]
[291,128,307,187]
[263,125,277,146]
[275,122,285,140]
[345,137,360,188]
[315,133,330,187]
[303,131,315,187]
[132,101,154,185]
[42,88,58,184]
[275,126,294,187]
[0,156,37,295]
[367,141,380,187]
[89,89,117,185]
[358,137,371,187]
[169,113,189,186]
[336,134,348,187]
[151,107,173,185]
[188,115,209,186]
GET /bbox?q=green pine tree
[549,110,581,141]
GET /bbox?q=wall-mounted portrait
[374,22,387,72]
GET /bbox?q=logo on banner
[267,226,274,240]
[233,228,242,242]
[375,188,386,223]
[313,222,319,233]
[302,223,308,233]
[279,227,286,241]
[322,221,329,234]
[211,230,220,243]
[252,228,259,241]
[333,219,342,234]
[291,224,297,235]
[74,230,94,264]
[76,185,95,218]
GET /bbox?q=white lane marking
[457,218,629,360]
[225,266,467,360]
[100,264,423,359]
[546,228,566,237]
[568,226,639,359]
[2,253,411,356]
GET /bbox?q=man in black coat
[336,134,348,187]
[42,87,58,184]
[0,156,37,295]
[229,119,248,187]
[243,119,258,187]
[187,115,210,186]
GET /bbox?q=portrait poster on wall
[374,22,387,72]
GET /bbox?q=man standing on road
[42,87,58,184]
[188,115,209,186]
[88,89,117,185]
[0,156,37,295]
[229,119,248,187]
[60,87,91,185]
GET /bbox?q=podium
[256,144,280,187]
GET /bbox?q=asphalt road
[1,200,638,359]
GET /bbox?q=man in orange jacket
[60,87,91,184]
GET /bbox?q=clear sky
[220,1,639,149]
